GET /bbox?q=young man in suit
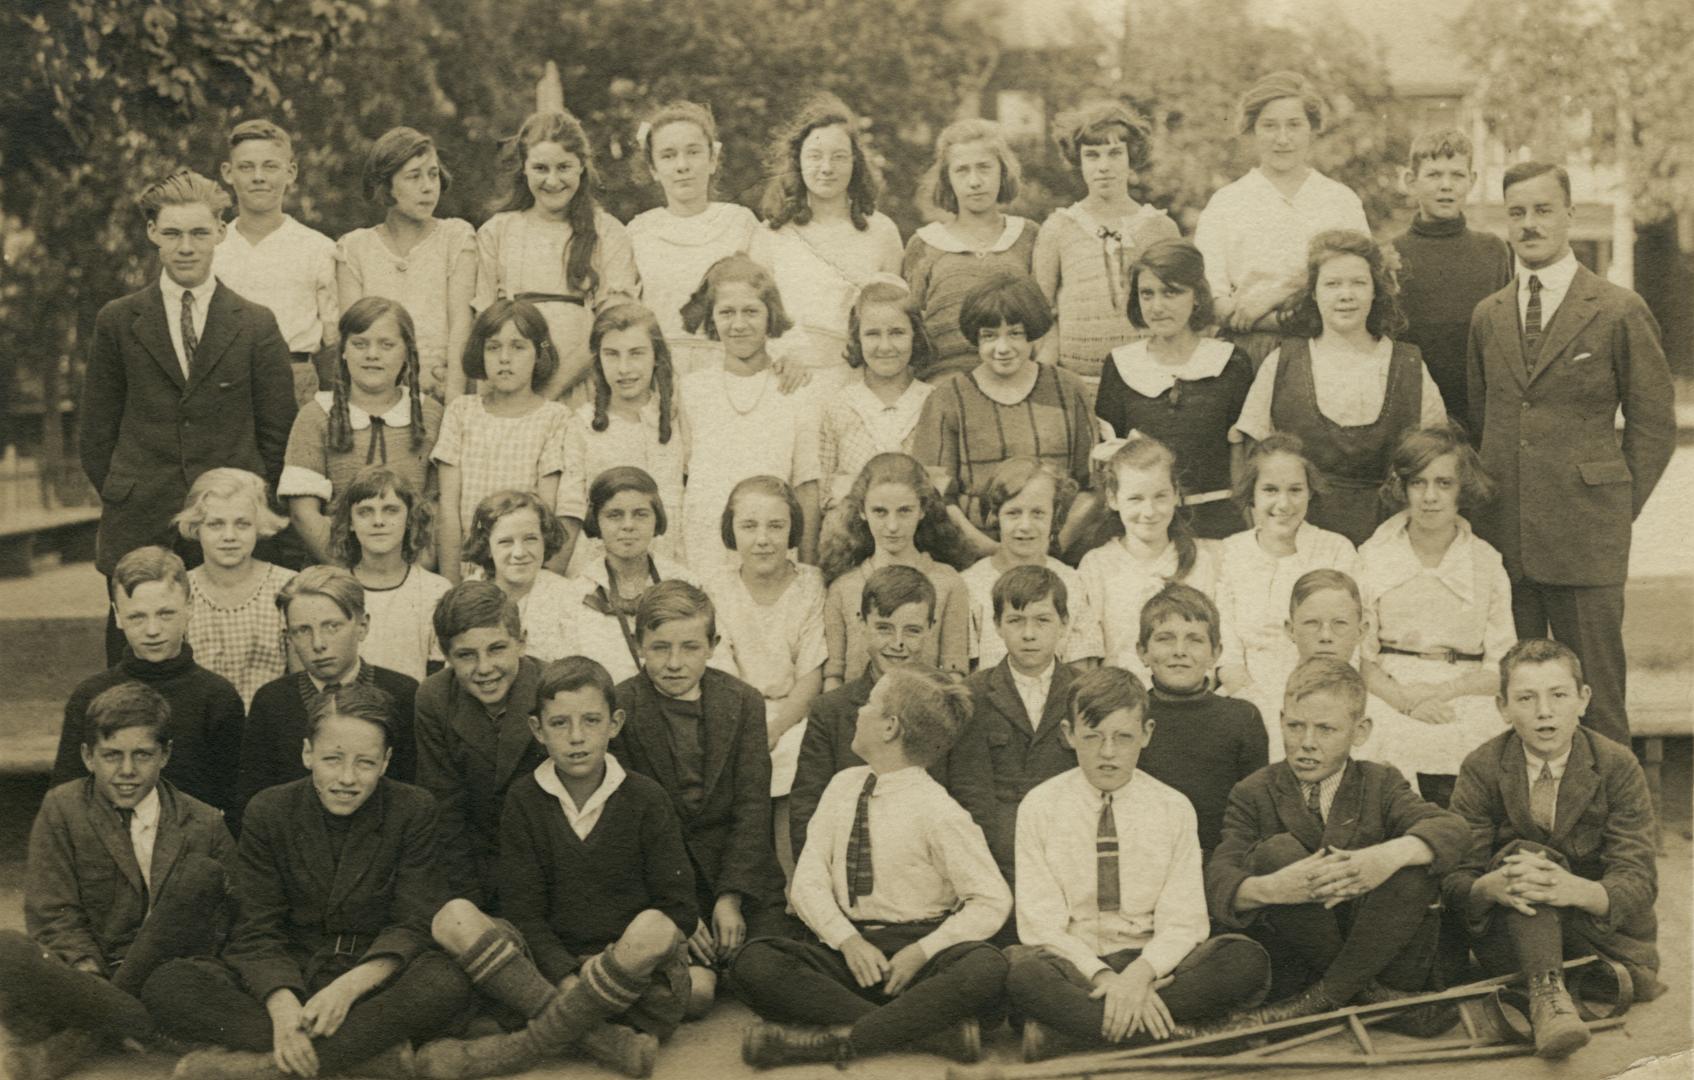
[1205,658,1469,1031]
[145,687,471,1079]
[413,581,546,911]
[1465,161,1675,746]
[790,566,992,858]
[2,684,232,1080]
[1445,639,1660,1059]
[80,168,297,665]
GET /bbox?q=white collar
[1515,249,1579,292]
[224,212,301,248]
[1363,510,1479,605]
[1108,337,1234,397]
[160,270,218,309]
[129,786,162,830]
[1009,659,1056,691]
[313,390,414,430]
[534,752,627,817]
[578,553,683,591]
[1526,746,1572,781]
[913,216,1029,254]
[864,764,930,794]
[1247,166,1320,204]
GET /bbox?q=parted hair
[920,118,1022,217]
[463,489,567,578]
[639,100,719,167]
[860,563,937,622]
[276,564,366,621]
[363,126,453,205]
[1282,229,1407,340]
[1067,665,1149,730]
[112,546,189,599]
[1053,101,1152,172]
[1288,568,1363,617]
[1502,160,1571,205]
[877,664,972,767]
[1380,421,1495,511]
[137,168,231,224]
[635,579,717,643]
[307,683,397,748]
[721,475,804,552]
[958,273,1054,346]
[1498,638,1586,700]
[228,118,294,155]
[328,297,427,455]
[844,277,933,373]
[432,580,523,649]
[461,299,560,390]
[761,93,882,230]
[585,466,668,540]
[589,303,676,444]
[679,253,793,340]
[822,452,964,585]
[495,109,603,296]
[329,466,433,567]
[1231,433,1330,524]
[537,655,618,715]
[174,467,288,540]
[1238,71,1326,135]
[992,564,1069,623]
[84,682,172,750]
[1283,656,1366,720]
[1127,239,1215,331]
[1138,581,1221,650]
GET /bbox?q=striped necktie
[1531,762,1557,833]
[1304,781,1324,823]
[845,773,877,906]
[1523,274,1543,373]
[180,288,200,377]
[1097,793,1120,913]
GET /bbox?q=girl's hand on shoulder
[1409,698,1457,726]
[770,352,812,395]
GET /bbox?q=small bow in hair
[1090,431,1140,466]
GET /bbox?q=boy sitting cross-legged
[1006,667,1271,1062]
[730,665,1011,1068]
[1,684,233,1080]
[1204,657,1470,1034]
[1443,639,1661,1060]
[791,564,992,857]
[417,657,700,1078]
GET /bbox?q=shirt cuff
[816,911,858,952]
[276,465,333,501]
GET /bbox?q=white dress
[676,368,821,578]
[360,565,452,682]
[512,569,576,665]
[1215,523,1358,698]
[626,202,759,377]
[1076,538,1219,684]
[705,563,828,796]
[960,556,1103,669]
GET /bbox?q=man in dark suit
[1465,161,1675,746]
[79,168,297,664]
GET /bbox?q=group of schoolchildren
[4,62,1668,1080]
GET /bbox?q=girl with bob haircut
[1356,422,1510,804]
[475,109,640,401]
[1232,229,1448,545]
[751,94,903,388]
[559,466,701,685]
[280,296,442,564]
[336,126,477,399]
[903,118,1038,381]
[1096,238,1255,539]
[562,302,688,573]
[174,468,297,708]
[677,254,821,577]
[1194,71,1369,361]
[1033,101,1179,384]
[329,466,449,683]
[463,488,574,663]
[433,298,575,579]
[627,99,760,377]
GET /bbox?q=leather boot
[413,1028,545,1080]
[579,1022,659,1078]
[740,1022,854,1069]
[1353,981,1458,1038]
[1195,981,1337,1036]
[2,1028,103,1080]
[1022,1019,1084,1063]
[918,1018,981,1063]
[1527,970,1590,1059]
[170,1048,284,1080]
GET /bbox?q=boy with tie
[1444,639,1659,1059]
[1205,658,1469,1030]
[1006,666,1271,1062]
[1,684,232,1080]
[729,665,1011,1068]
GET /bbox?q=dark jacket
[1206,758,1470,930]
[1466,263,1675,585]
[413,657,546,909]
[79,280,296,574]
[239,665,419,809]
[962,661,1077,878]
[223,777,449,1003]
[612,668,781,909]
[26,778,235,973]
[1444,728,1658,979]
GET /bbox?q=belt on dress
[513,292,585,306]
[1378,645,1484,663]
[1180,489,1232,507]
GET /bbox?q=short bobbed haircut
[537,655,618,715]
[1283,656,1366,720]
[721,475,805,552]
[678,254,794,340]
[432,580,523,651]
[329,466,433,567]
[1138,581,1221,650]
[860,564,937,622]
[308,683,396,748]
[991,564,1068,623]
[980,458,1079,552]
[276,564,366,621]
[958,273,1054,346]
[363,126,453,206]
[1380,422,1496,511]
[1067,665,1148,730]
[921,118,1022,217]
[463,489,567,578]
[174,467,288,540]
[461,299,560,390]
[584,466,668,540]
[877,665,972,767]
[84,682,172,750]
[1283,230,1407,340]
[1498,638,1585,700]
[1052,101,1152,172]
[1127,239,1215,331]
[1239,71,1326,135]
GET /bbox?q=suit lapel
[493,660,542,792]
[1528,268,1601,384]
[1498,736,1542,840]
[132,285,188,392]
[327,784,386,912]
[1322,763,1364,850]
[147,785,189,894]
[294,784,341,902]
[1270,765,1324,852]
[1034,663,1075,746]
[623,676,682,794]
[988,663,1036,739]
[184,284,241,395]
[699,673,734,803]
[447,682,500,778]
[88,790,149,901]
[1550,732,1600,845]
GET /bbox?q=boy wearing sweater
[791,565,993,856]
[1390,129,1511,421]
[1007,667,1270,1061]
[1444,639,1660,1059]
[419,657,700,1079]
[53,546,245,821]
[1205,658,1469,1031]
[730,665,1011,1068]
[1135,584,1269,857]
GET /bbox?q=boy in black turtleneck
[1135,584,1267,858]
[52,546,245,823]
[1390,129,1511,423]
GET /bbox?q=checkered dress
[186,562,297,708]
[431,395,574,533]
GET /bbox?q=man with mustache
[1464,161,1674,747]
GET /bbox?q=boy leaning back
[1006,667,1270,1062]
[730,665,1010,1068]
[1444,638,1660,1059]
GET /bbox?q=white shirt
[791,765,1010,960]
[1232,336,1449,442]
[159,271,218,379]
[1010,661,1056,727]
[215,214,338,353]
[1015,769,1208,980]
[1193,168,1369,304]
[1302,763,1349,822]
[126,787,162,895]
[534,753,627,840]
[1515,250,1580,332]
